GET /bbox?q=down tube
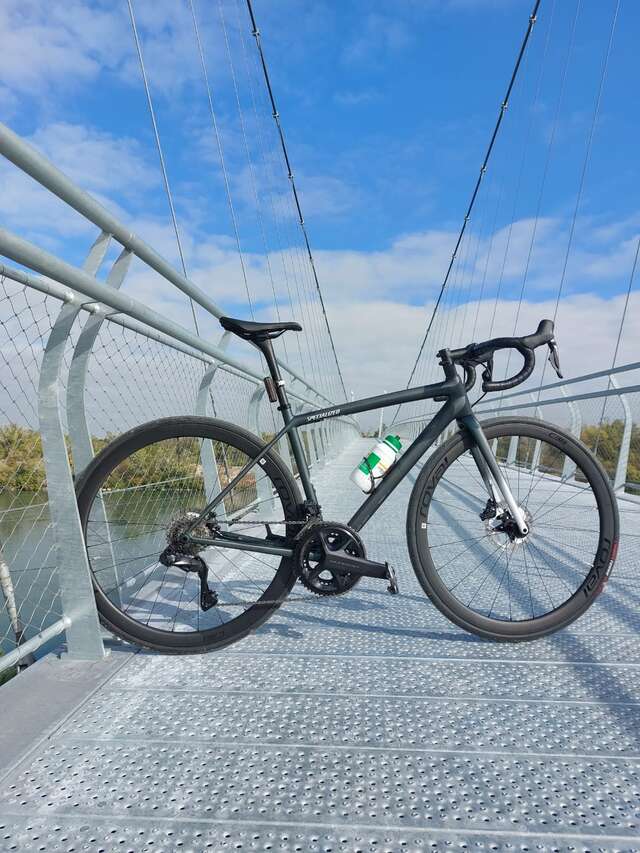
[348,397,466,533]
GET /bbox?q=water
[0,491,58,658]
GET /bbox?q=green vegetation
[490,420,639,489]
[0,424,263,493]
[0,654,15,686]
[581,420,639,486]
[2,420,638,493]
[0,424,46,492]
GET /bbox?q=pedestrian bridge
[2,2,640,845]
[1,435,640,851]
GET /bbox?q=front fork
[460,415,529,537]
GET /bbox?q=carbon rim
[409,419,617,636]
[77,418,301,649]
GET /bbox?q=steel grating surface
[1,437,639,852]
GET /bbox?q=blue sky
[0,0,638,403]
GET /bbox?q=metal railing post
[611,375,632,492]
[66,247,132,608]
[37,232,109,660]
[560,386,582,480]
[67,247,133,469]
[196,361,228,523]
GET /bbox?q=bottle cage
[360,456,384,492]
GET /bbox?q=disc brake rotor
[485,506,533,551]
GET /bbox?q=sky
[0,0,638,422]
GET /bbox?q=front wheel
[407,417,619,642]
[76,417,303,654]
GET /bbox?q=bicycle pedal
[386,564,399,595]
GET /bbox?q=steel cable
[403,0,542,392]
[245,0,348,401]
[126,0,200,336]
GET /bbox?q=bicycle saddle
[219,316,302,341]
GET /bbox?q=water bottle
[350,434,402,493]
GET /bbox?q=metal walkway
[1,437,639,852]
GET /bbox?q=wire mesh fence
[0,275,62,677]
[0,266,356,678]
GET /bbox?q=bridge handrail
[0,122,336,406]
[394,371,638,501]
[0,125,359,674]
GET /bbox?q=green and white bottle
[350,434,402,493]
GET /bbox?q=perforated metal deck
[1,438,639,852]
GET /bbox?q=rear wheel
[407,417,618,641]
[76,417,303,653]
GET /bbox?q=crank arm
[323,549,390,580]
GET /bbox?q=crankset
[295,522,399,596]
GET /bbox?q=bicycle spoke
[82,429,298,643]
[423,428,605,625]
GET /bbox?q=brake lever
[548,339,563,379]
[481,356,494,386]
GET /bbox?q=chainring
[295,522,364,596]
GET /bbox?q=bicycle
[76,317,619,652]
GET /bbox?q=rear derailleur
[159,511,219,611]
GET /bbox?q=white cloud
[0,1,128,97]
[342,13,412,65]
[333,89,380,107]
[29,123,158,199]
[327,291,640,427]
[0,0,226,105]
[114,210,639,428]
[0,123,159,248]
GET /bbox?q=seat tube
[259,338,318,504]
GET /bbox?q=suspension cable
[245,0,349,401]
[188,0,255,321]
[493,0,574,408]
[126,0,200,335]
[487,0,558,343]
[549,0,621,324]
[403,0,541,391]
[533,0,620,401]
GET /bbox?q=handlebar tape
[481,344,535,392]
[451,319,554,393]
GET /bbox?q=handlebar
[445,319,559,393]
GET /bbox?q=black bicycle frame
[185,352,527,559]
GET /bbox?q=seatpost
[258,337,290,410]
[256,338,319,506]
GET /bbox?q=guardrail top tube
[0,121,343,410]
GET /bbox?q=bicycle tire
[406,417,618,642]
[76,416,303,654]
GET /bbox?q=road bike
[76,317,619,652]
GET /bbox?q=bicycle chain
[210,518,363,607]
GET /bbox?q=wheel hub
[485,505,533,550]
